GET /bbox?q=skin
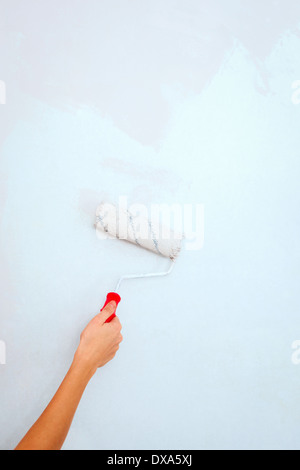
[15,300,122,450]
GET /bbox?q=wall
[1,0,300,450]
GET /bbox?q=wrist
[71,352,98,383]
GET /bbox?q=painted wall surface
[1,0,300,450]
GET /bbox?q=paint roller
[95,202,184,322]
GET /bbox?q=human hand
[73,301,123,375]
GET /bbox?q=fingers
[97,301,118,324]
[97,302,123,336]
[109,315,122,334]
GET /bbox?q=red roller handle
[101,292,121,323]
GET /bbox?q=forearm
[15,358,96,451]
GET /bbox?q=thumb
[98,300,117,324]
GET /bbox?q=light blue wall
[1,0,300,450]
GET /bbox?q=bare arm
[15,301,123,450]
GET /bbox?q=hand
[73,301,123,375]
